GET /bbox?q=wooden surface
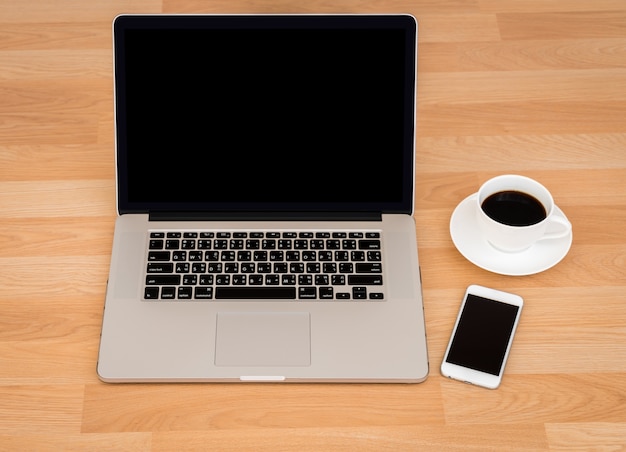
[1,0,626,450]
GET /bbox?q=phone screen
[445,294,520,376]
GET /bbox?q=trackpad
[215,312,311,367]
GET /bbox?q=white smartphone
[441,285,523,389]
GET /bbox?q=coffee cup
[476,175,572,252]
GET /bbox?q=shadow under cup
[476,175,571,253]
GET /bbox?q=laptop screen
[113,15,417,216]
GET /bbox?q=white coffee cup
[476,175,572,252]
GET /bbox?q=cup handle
[540,213,572,241]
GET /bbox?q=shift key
[146,275,181,285]
[348,275,383,285]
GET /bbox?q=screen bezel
[112,14,417,216]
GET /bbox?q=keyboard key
[216,287,296,299]
[351,251,365,261]
[274,263,288,273]
[146,275,181,285]
[286,251,300,261]
[319,287,334,299]
[194,287,213,299]
[367,251,381,261]
[253,251,268,261]
[302,251,316,261]
[265,274,280,285]
[188,251,203,261]
[147,263,173,273]
[215,275,230,285]
[175,263,190,273]
[205,251,219,261]
[315,275,329,285]
[356,263,382,273]
[214,239,228,249]
[278,239,292,249]
[149,239,164,249]
[307,262,320,273]
[198,240,212,249]
[240,263,255,273]
[165,239,180,249]
[230,239,244,249]
[161,287,176,299]
[299,287,316,299]
[339,263,353,273]
[144,287,159,299]
[172,251,186,261]
[246,239,260,249]
[182,275,197,285]
[348,275,383,285]
[181,239,196,249]
[310,240,324,249]
[192,263,206,273]
[207,262,222,273]
[249,275,264,285]
[358,240,381,250]
[148,251,170,261]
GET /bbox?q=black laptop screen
[114,15,417,215]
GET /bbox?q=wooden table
[1,0,625,450]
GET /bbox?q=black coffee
[481,190,547,226]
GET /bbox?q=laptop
[97,14,429,383]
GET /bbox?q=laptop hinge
[148,211,382,222]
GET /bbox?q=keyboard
[144,230,385,301]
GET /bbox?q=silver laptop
[97,14,429,383]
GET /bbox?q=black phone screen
[445,294,520,375]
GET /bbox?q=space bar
[215,287,297,299]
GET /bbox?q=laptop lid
[112,14,417,219]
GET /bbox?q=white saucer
[450,193,573,276]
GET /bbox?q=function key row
[150,231,380,239]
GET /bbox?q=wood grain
[1,0,626,450]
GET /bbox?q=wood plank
[81,383,445,432]
[0,386,84,434]
[498,11,626,40]
[0,180,115,218]
[419,39,626,72]
[441,374,626,424]
[545,423,626,450]
[418,100,626,136]
[152,425,549,451]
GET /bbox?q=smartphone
[441,285,523,389]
